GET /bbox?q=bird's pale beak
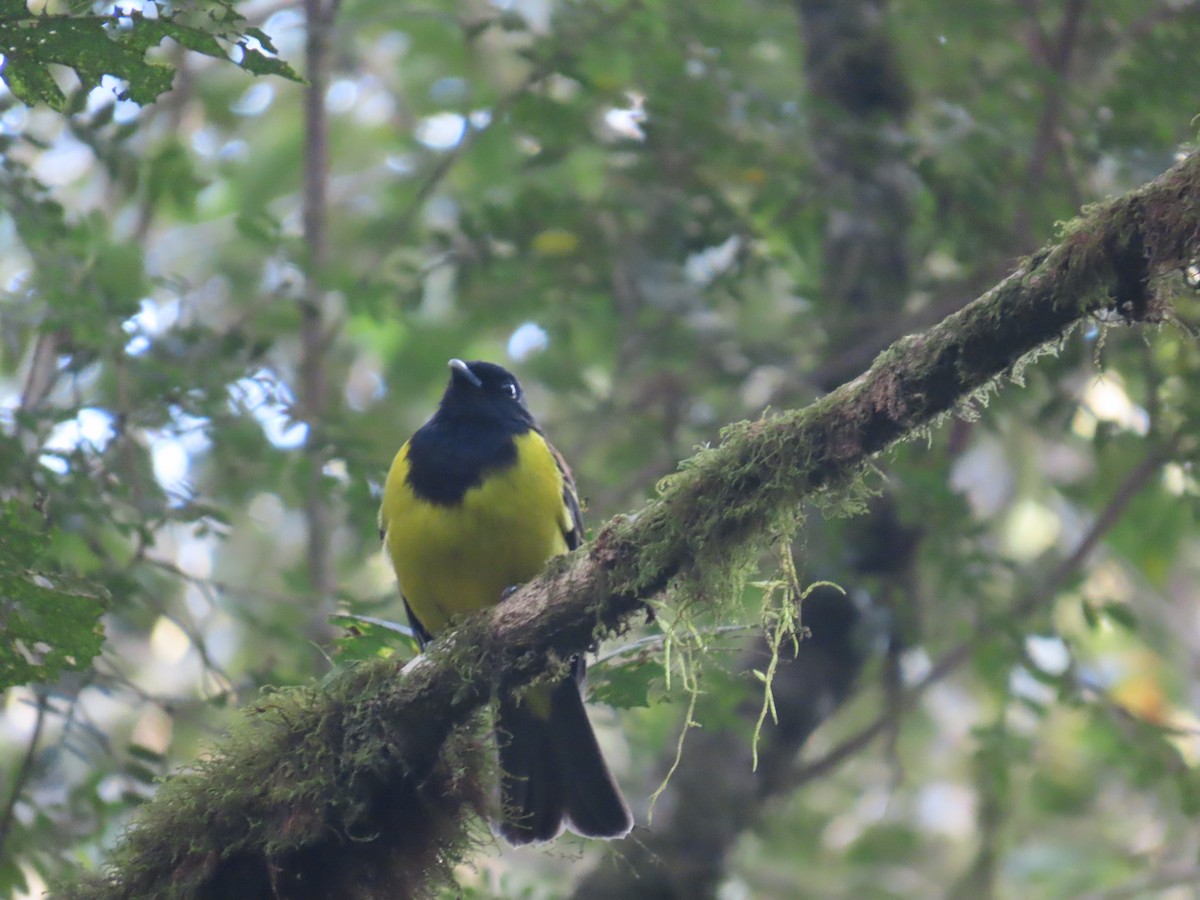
[448,358,483,388]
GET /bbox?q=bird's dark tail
[496,667,632,845]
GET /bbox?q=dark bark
[795,0,916,369]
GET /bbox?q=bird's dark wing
[546,437,583,551]
[402,595,434,649]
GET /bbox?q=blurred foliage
[1,0,1200,896]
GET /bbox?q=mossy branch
[57,149,1200,899]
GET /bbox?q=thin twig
[140,555,322,606]
[0,691,48,863]
[18,330,62,422]
[300,0,338,613]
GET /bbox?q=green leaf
[234,208,283,245]
[1177,767,1200,817]
[127,743,166,765]
[0,502,106,691]
[232,38,298,80]
[0,52,66,108]
[846,823,921,864]
[0,6,300,112]
[0,856,29,898]
[329,613,420,662]
[1100,602,1138,632]
[144,140,205,213]
[588,658,664,709]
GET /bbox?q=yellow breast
[380,430,572,635]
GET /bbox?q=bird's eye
[502,381,519,400]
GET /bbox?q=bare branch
[18,329,62,423]
[0,691,47,864]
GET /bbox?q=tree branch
[54,149,1200,899]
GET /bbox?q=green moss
[53,657,490,900]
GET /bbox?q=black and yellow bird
[379,358,633,844]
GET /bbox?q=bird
[378,358,633,845]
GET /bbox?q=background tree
[2,0,1200,897]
